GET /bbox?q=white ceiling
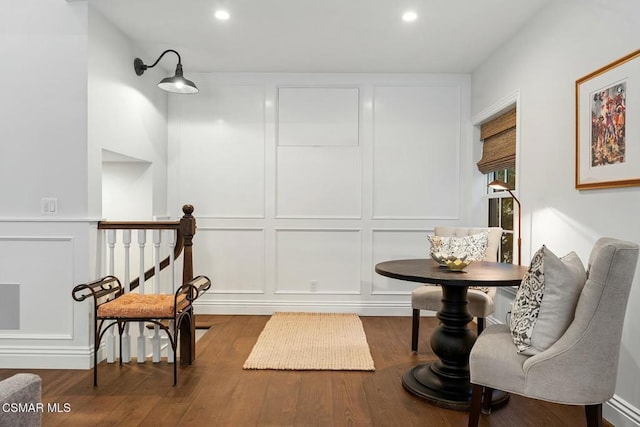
[90,0,551,74]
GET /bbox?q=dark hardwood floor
[0,316,608,427]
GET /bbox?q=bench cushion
[98,293,188,318]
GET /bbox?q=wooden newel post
[180,204,196,284]
[179,204,197,364]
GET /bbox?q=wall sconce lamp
[134,49,198,94]
[488,179,521,265]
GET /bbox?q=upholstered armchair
[0,374,42,426]
[411,226,503,352]
[468,237,639,427]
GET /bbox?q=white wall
[0,0,94,368]
[0,2,172,369]
[0,1,88,217]
[470,0,640,425]
[88,6,168,219]
[168,73,473,315]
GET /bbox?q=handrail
[97,221,180,230]
[97,204,196,292]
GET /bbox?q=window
[477,107,517,264]
[487,168,515,263]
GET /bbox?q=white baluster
[137,229,147,363]
[121,230,132,363]
[151,229,162,363]
[106,229,117,363]
[166,230,177,364]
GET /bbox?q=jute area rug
[243,312,375,371]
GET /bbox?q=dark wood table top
[375,259,528,287]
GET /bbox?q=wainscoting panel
[169,73,471,315]
[276,146,361,218]
[371,229,431,295]
[275,229,361,294]
[177,84,266,218]
[278,87,359,147]
[193,228,266,294]
[372,85,462,219]
[0,236,74,339]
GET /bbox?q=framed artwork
[575,49,640,190]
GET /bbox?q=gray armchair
[0,374,42,427]
[411,226,503,352]
[468,237,639,427]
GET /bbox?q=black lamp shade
[157,63,198,94]
[158,75,199,94]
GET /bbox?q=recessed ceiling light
[402,11,418,22]
[214,10,230,20]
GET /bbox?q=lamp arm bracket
[134,49,182,76]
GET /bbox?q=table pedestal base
[402,363,510,411]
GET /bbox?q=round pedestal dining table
[375,259,528,411]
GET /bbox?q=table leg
[402,285,476,410]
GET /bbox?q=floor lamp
[487,180,521,266]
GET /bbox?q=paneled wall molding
[0,345,93,370]
[194,227,266,294]
[605,394,640,427]
[0,235,76,340]
[370,215,461,220]
[0,333,73,340]
[197,226,266,231]
[0,218,102,223]
[194,299,412,316]
[205,290,265,295]
[194,215,266,220]
[371,228,434,295]
[371,84,464,220]
[275,214,364,220]
[275,227,362,232]
[0,236,75,242]
[169,72,472,312]
[275,228,361,294]
[370,290,413,296]
[274,290,361,295]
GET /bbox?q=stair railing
[96,204,196,364]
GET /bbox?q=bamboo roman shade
[477,108,516,174]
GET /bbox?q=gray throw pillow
[509,245,586,355]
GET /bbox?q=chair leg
[94,322,99,387]
[468,384,483,427]
[179,308,195,364]
[412,309,420,352]
[477,317,485,335]
[585,404,603,427]
[118,322,124,367]
[481,385,494,414]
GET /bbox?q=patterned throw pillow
[428,231,490,293]
[428,231,489,261]
[509,245,586,355]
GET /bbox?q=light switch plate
[41,198,58,214]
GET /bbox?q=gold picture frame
[575,49,640,190]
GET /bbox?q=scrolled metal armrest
[72,276,122,302]
[175,275,211,303]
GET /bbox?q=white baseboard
[194,299,414,316]
[0,304,416,369]
[0,345,93,369]
[605,395,640,427]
